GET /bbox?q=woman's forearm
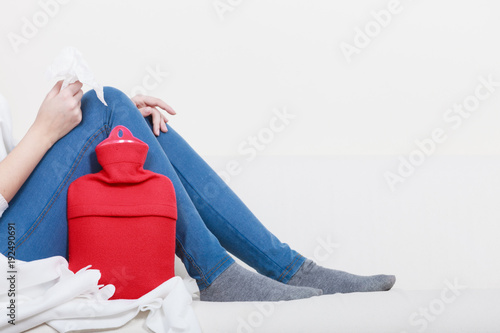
[0,126,52,202]
[0,81,84,203]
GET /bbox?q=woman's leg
[151,123,397,295]
[0,87,320,301]
[0,87,232,283]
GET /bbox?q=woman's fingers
[160,121,168,133]
[130,95,141,105]
[156,108,169,133]
[150,107,161,136]
[155,108,169,133]
[75,89,84,99]
[48,80,64,98]
[138,95,176,115]
[74,89,84,106]
[132,95,172,136]
[64,81,83,97]
[140,106,168,136]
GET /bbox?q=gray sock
[199,262,322,302]
[287,259,396,294]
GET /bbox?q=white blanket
[0,254,201,333]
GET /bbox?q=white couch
[28,288,500,332]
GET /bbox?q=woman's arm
[0,80,83,202]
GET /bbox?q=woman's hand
[131,95,176,136]
[32,80,84,146]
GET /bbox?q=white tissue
[45,47,107,106]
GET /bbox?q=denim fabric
[0,87,305,289]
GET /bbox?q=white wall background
[1,0,500,291]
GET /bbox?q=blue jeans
[0,87,304,290]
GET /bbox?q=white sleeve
[0,93,13,217]
[0,93,16,160]
[0,192,8,217]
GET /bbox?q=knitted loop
[98,125,142,147]
[108,125,135,141]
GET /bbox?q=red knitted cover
[67,126,177,299]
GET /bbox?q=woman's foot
[287,259,396,294]
[199,262,323,302]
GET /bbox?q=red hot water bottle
[67,125,177,299]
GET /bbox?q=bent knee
[103,86,130,101]
[82,86,131,107]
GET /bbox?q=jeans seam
[176,235,233,289]
[13,126,108,252]
[276,253,303,282]
[171,163,288,278]
[205,255,231,279]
